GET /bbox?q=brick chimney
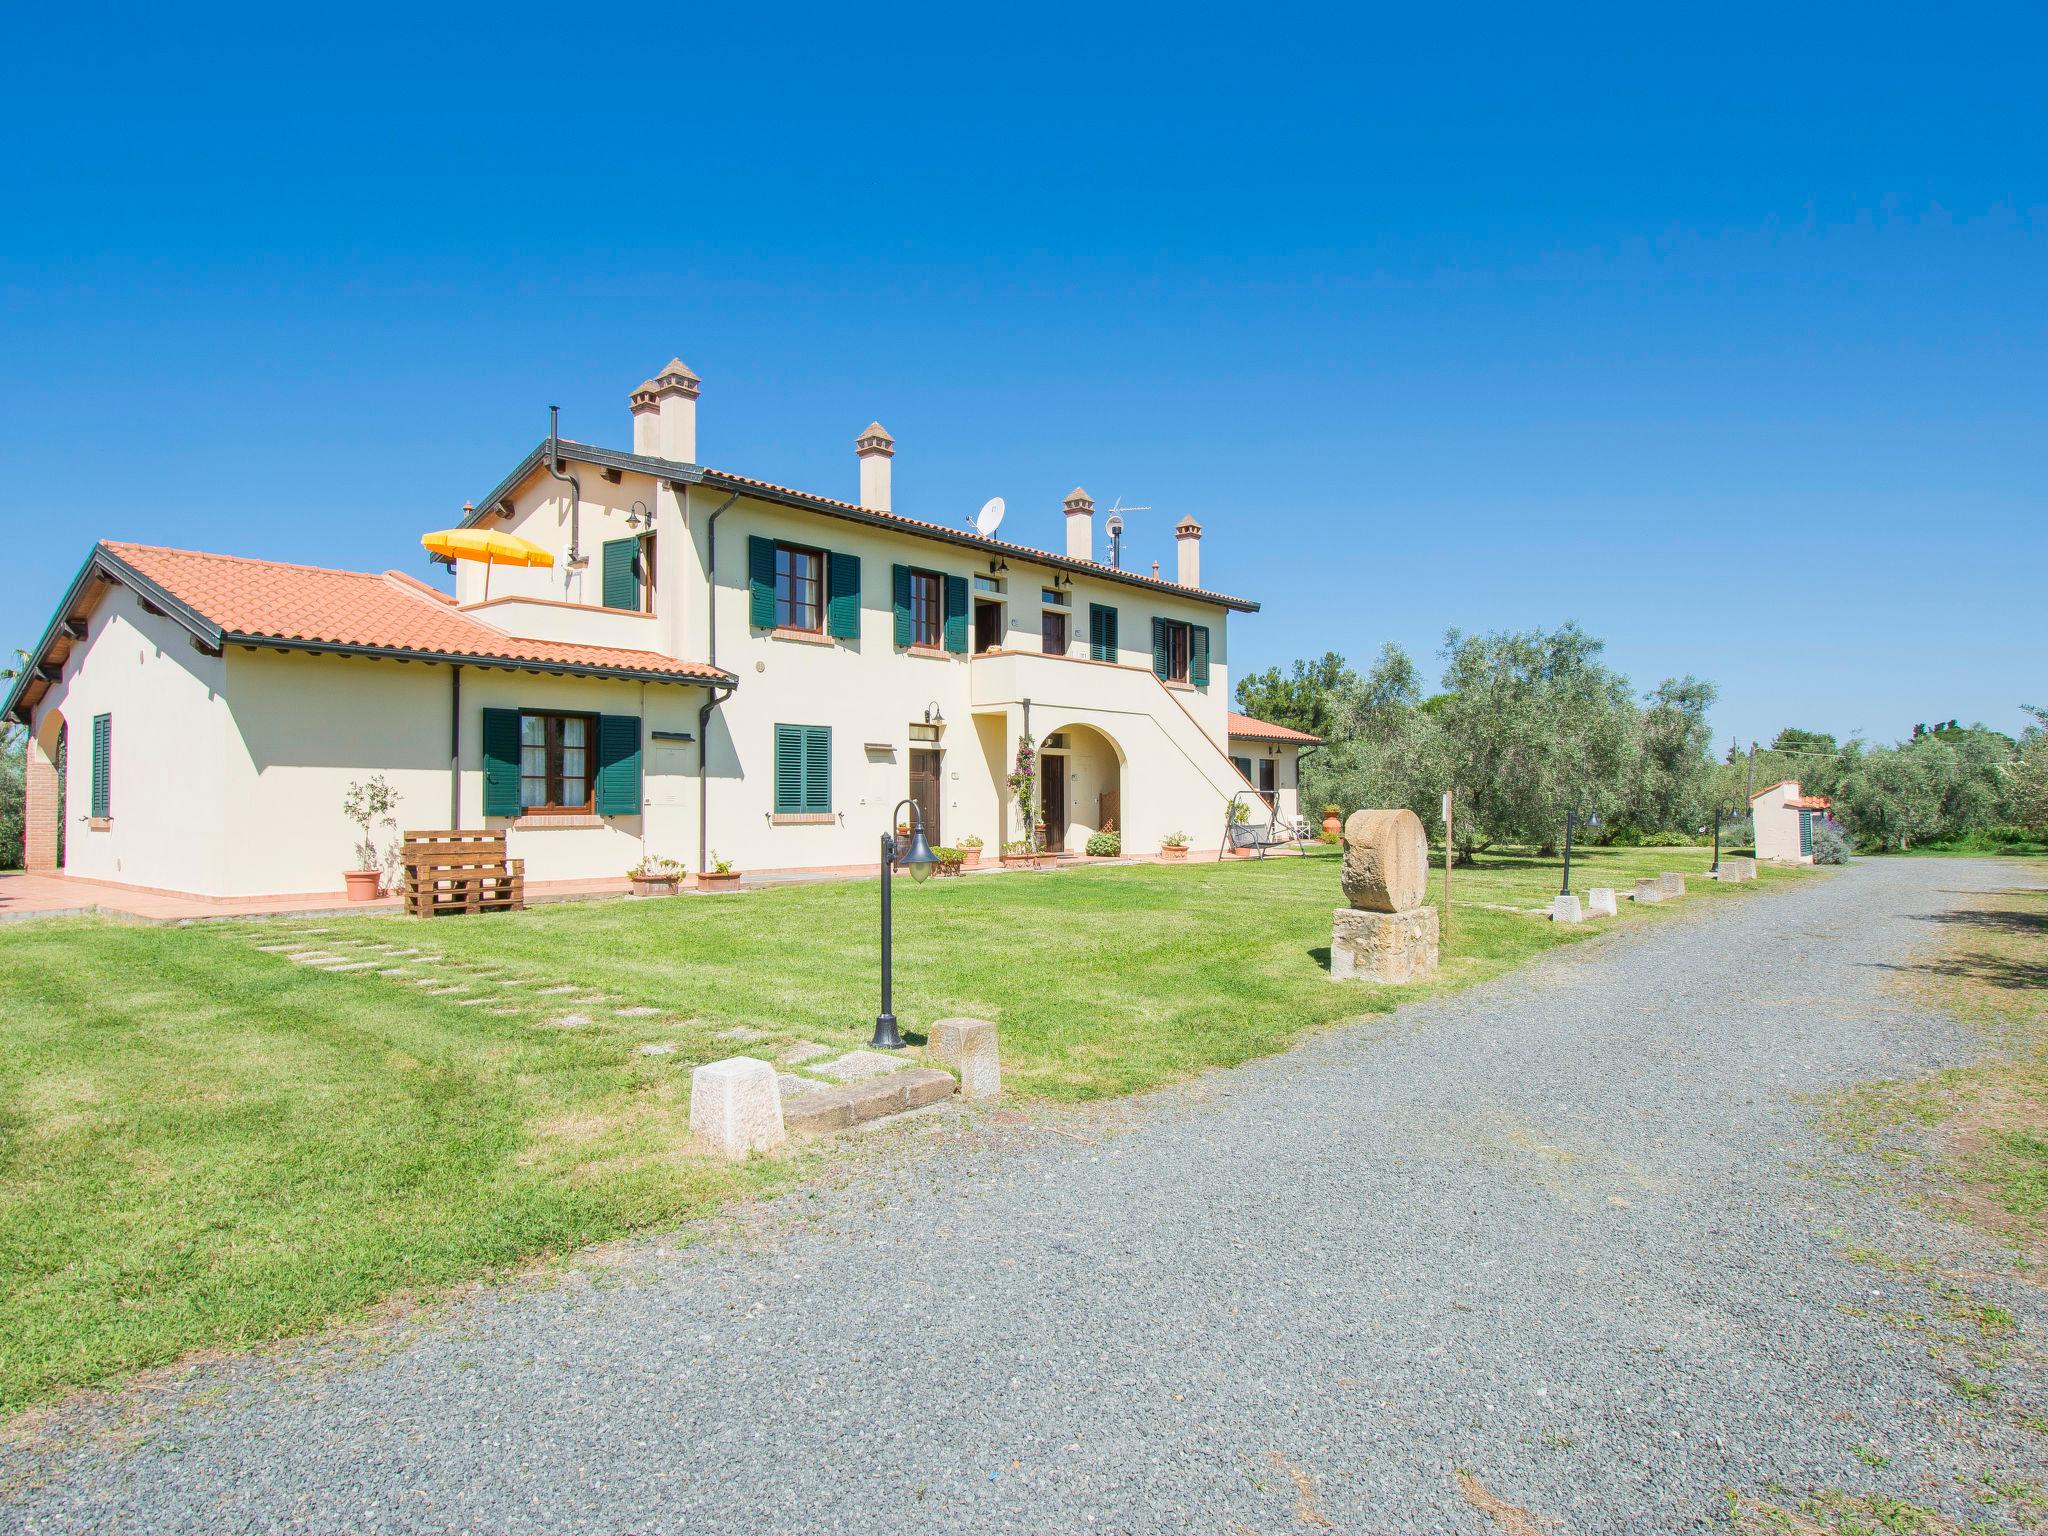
[1064,487,1094,561]
[1175,515,1202,587]
[856,422,894,512]
[630,358,700,462]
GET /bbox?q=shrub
[627,855,682,880]
[1085,831,1121,857]
[1813,821,1852,865]
[1161,831,1190,848]
[957,834,984,849]
[1640,830,1691,847]
[1002,840,1035,856]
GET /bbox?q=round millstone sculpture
[1332,807,1440,984]
[1340,808,1429,912]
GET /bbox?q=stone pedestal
[1658,872,1686,898]
[929,1017,1001,1100]
[1550,893,1584,924]
[1717,857,1756,883]
[1331,905,1440,983]
[689,1056,786,1159]
[1633,878,1664,904]
[1586,887,1618,917]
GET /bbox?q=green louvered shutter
[827,550,861,639]
[943,574,969,654]
[482,708,521,817]
[1190,625,1210,688]
[1799,810,1813,855]
[802,726,831,813]
[90,713,110,819]
[1151,617,1169,679]
[602,537,640,610]
[748,535,777,629]
[774,725,804,814]
[595,715,642,815]
[892,564,913,646]
[1089,603,1117,662]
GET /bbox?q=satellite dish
[1105,513,1125,538]
[974,496,1006,537]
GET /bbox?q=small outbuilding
[1750,779,1832,864]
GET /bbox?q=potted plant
[957,834,984,867]
[1321,803,1344,837]
[1228,799,1256,856]
[934,846,965,877]
[1085,831,1121,858]
[697,852,741,889]
[341,775,398,900]
[628,855,683,897]
[1159,830,1191,862]
[999,839,1040,869]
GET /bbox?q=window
[908,721,942,744]
[519,712,595,812]
[1042,586,1069,607]
[1232,755,1253,781]
[1258,758,1277,808]
[90,713,111,821]
[910,569,942,647]
[1150,617,1210,686]
[775,543,824,631]
[974,574,1006,595]
[602,534,655,612]
[1088,603,1119,662]
[774,724,832,815]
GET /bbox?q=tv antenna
[1102,498,1147,569]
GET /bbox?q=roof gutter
[220,633,736,688]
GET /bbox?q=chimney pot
[856,422,894,512]
[632,358,700,462]
[1063,485,1095,562]
[1174,514,1203,588]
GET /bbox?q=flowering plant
[1005,737,1038,847]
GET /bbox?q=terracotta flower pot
[1158,845,1189,861]
[960,848,982,866]
[696,870,741,890]
[343,870,382,901]
[1322,813,1342,836]
[999,853,1041,869]
[631,876,680,897]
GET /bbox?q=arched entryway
[25,707,66,871]
[1036,722,1123,853]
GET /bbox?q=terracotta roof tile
[1227,711,1325,744]
[99,542,732,684]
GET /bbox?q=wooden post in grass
[1441,789,1453,950]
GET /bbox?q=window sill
[904,645,956,660]
[512,814,605,829]
[771,812,835,826]
[87,817,111,832]
[1164,679,1196,692]
[771,626,837,646]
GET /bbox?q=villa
[6,359,1314,898]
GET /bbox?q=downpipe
[545,405,583,574]
[696,490,741,875]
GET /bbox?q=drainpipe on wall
[449,665,462,826]
[696,489,742,875]
[545,405,584,574]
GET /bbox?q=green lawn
[0,843,1803,1413]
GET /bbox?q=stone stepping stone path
[615,1006,662,1018]
[778,1042,832,1065]
[635,1042,678,1056]
[714,1027,766,1043]
[539,1014,592,1029]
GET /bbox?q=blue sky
[4,3,2041,748]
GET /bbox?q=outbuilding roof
[3,542,734,724]
[1226,711,1325,745]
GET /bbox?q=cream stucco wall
[1751,782,1816,864]
[31,585,233,894]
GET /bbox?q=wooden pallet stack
[400,830,525,917]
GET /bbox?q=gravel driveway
[8,856,2046,1534]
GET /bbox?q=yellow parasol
[421,528,555,602]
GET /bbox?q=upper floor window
[1042,586,1070,607]
[602,534,655,612]
[1151,618,1211,687]
[909,569,942,647]
[1158,620,1190,683]
[974,573,1006,595]
[776,543,824,631]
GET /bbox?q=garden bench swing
[1217,789,1312,861]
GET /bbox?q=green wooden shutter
[748,535,777,629]
[1151,617,1169,679]
[595,714,642,815]
[602,537,640,610]
[1190,624,1210,688]
[827,550,861,639]
[802,725,831,813]
[943,574,969,654]
[90,713,110,819]
[1089,603,1118,662]
[1799,810,1813,855]
[482,708,521,817]
[892,564,913,646]
[773,725,803,814]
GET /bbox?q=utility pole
[1745,741,1756,806]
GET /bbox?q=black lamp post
[1561,807,1601,896]
[1709,803,1736,875]
[873,797,938,1050]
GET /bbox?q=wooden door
[1258,758,1276,810]
[1040,756,1067,851]
[1041,610,1069,655]
[974,602,1004,653]
[909,750,942,849]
